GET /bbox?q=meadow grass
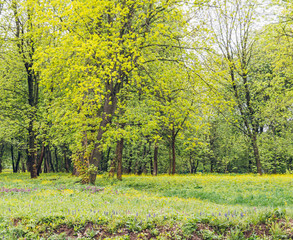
[0,173,293,239]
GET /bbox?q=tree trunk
[37,143,45,176]
[0,144,5,173]
[153,142,158,176]
[54,147,59,172]
[106,147,111,171]
[21,161,26,172]
[15,151,21,173]
[48,148,55,172]
[172,126,176,175]
[116,138,124,181]
[43,157,47,173]
[89,93,118,184]
[189,153,194,174]
[12,2,38,179]
[43,147,49,173]
[210,157,214,173]
[251,132,262,175]
[46,147,50,173]
[149,141,153,174]
[26,62,38,178]
[168,142,172,175]
[141,144,147,174]
[128,148,132,174]
[27,121,37,178]
[195,159,199,173]
[64,148,69,173]
[11,145,15,172]
[190,158,199,174]
[248,150,252,172]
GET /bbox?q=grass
[0,172,293,239]
[97,174,293,207]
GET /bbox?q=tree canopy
[0,0,292,183]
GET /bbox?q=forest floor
[0,172,293,239]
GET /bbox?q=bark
[0,144,4,173]
[89,93,118,184]
[43,157,47,173]
[106,147,111,164]
[48,148,55,172]
[54,147,59,172]
[44,147,49,173]
[210,157,214,173]
[252,132,262,174]
[37,143,45,176]
[189,153,194,174]
[229,67,262,175]
[127,148,132,174]
[105,147,111,172]
[189,155,199,174]
[27,120,37,178]
[195,159,199,173]
[85,3,140,183]
[11,147,22,173]
[153,142,158,176]
[243,73,262,175]
[11,145,15,172]
[116,138,124,181]
[47,147,51,172]
[12,2,38,179]
[64,148,69,173]
[209,134,215,173]
[171,126,176,175]
[168,142,172,175]
[248,157,252,172]
[15,151,21,173]
[149,141,153,174]
[21,161,26,172]
[142,144,147,174]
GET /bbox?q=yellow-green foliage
[30,0,195,176]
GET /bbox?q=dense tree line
[0,0,292,183]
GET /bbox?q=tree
[200,0,265,174]
[0,0,43,178]
[35,0,189,183]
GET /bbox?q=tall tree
[200,0,264,174]
[0,0,41,178]
[35,0,189,183]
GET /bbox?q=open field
[1,173,293,239]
